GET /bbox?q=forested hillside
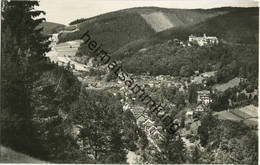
[59,12,155,53]
[103,8,258,85]
[66,7,258,69]
[190,7,258,44]
[38,22,65,35]
[1,1,142,163]
[68,7,226,26]
[122,40,258,81]
[59,7,227,56]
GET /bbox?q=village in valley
[46,29,258,163]
[2,2,258,164]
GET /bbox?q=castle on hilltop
[189,34,219,46]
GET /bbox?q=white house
[189,34,219,46]
[197,90,212,105]
[123,104,130,111]
[195,105,204,112]
[186,111,193,119]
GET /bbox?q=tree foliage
[1,0,51,158]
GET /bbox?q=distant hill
[38,22,65,35]
[191,8,259,44]
[58,7,227,55]
[68,7,226,27]
[106,8,258,79]
[59,12,155,54]
[111,7,258,61]
[146,7,258,43]
[57,7,258,75]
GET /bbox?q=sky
[36,0,259,25]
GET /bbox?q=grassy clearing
[230,109,252,119]
[141,12,174,32]
[213,77,241,92]
[244,118,258,127]
[239,105,258,118]
[214,104,258,127]
[229,105,258,120]
[214,111,243,121]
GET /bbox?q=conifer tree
[1,0,50,158]
[2,0,50,67]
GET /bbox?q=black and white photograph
[0,0,259,164]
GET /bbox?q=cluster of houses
[188,34,219,46]
[133,75,187,93]
[185,90,212,123]
[55,61,76,70]
[182,90,212,137]
[138,117,164,141]
[119,85,164,142]
[121,99,164,142]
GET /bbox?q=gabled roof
[136,115,146,123]
[186,111,193,115]
[136,113,148,120]
[148,126,157,134]
[143,119,154,126]
[196,104,204,109]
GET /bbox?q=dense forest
[197,112,257,164]
[122,41,258,82]
[1,0,142,163]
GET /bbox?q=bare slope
[141,12,174,32]
[138,7,227,32]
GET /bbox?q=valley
[44,18,258,163]
[1,2,258,164]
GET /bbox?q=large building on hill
[189,34,219,46]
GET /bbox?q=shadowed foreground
[0,145,48,163]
